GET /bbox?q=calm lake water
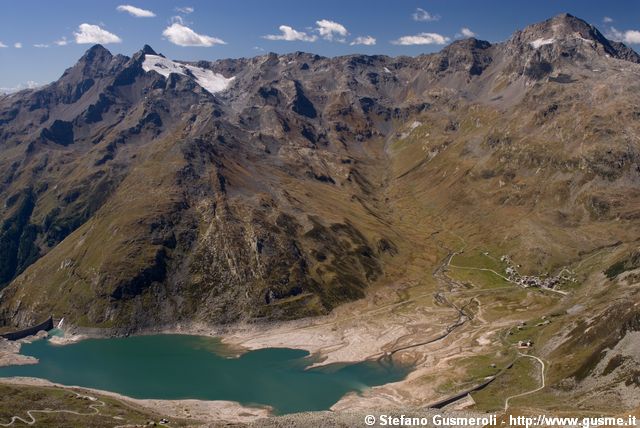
[0,334,409,414]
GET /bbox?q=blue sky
[1,0,639,90]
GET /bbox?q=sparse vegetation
[0,383,189,427]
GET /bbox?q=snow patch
[142,54,234,94]
[530,37,555,49]
[383,67,392,74]
[574,34,593,45]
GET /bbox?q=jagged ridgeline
[1,14,640,330]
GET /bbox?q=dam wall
[1,316,54,341]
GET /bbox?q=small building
[517,340,533,349]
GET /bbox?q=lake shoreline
[60,313,401,367]
[0,331,412,418]
[0,377,496,428]
[0,283,479,420]
[43,315,390,368]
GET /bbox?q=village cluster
[499,255,576,291]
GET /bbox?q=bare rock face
[500,14,640,82]
[0,14,640,333]
[428,38,494,77]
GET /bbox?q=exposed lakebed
[0,333,410,414]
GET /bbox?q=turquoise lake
[0,334,410,414]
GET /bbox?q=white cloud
[74,23,122,44]
[624,30,640,44]
[412,8,440,22]
[263,25,317,42]
[34,37,68,48]
[14,42,22,48]
[603,16,614,23]
[392,32,450,45]
[175,6,194,14]
[316,19,348,41]
[606,26,640,44]
[350,35,376,46]
[0,80,40,94]
[162,22,226,46]
[265,20,351,43]
[0,41,7,48]
[606,27,623,40]
[170,15,184,24]
[460,27,476,38]
[116,4,156,17]
[253,46,265,51]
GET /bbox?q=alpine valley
[1,13,640,425]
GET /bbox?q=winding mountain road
[0,392,105,427]
[504,353,546,411]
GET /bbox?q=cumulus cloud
[460,27,476,37]
[350,35,376,46]
[606,26,640,44]
[117,4,156,17]
[392,32,450,45]
[14,42,22,48]
[603,16,614,23]
[316,19,348,41]
[0,41,7,48]
[175,6,194,14]
[54,37,69,46]
[74,23,122,44]
[34,43,49,48]
[162,23,226,46]
[412,8,440,22]
[622,30,640,44]
[264,20,350,43]
[263,25,318,42]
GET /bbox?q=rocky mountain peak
[130,44,160,64]
[140,44,158,56]
[508,13,640,63]
[511,13,598,49]
[429,37,493,77]
[60,44,122,82]
[78,44,113,66]
[444,37,492,52]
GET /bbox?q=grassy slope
[1,131,186,327]
[374,74,640,413]
[0,382,192,427]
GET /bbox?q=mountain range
[1,12,639,350]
